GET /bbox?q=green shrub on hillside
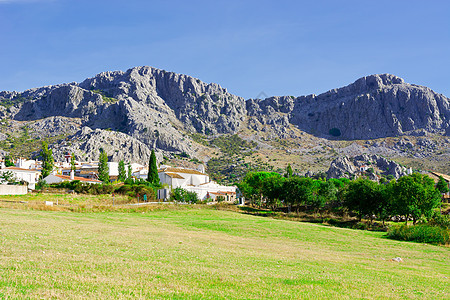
[387,224,449,245]
[210,134,256,155]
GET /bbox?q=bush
[169,187,199,203]
[428,212,450,229]
[36,179,48,190]
[114,184,156,200]
[387,224,450,245]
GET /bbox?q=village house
[15,158,38,170]
[0,166,41,189]
[157,166,237,202]
[109,162,146,181]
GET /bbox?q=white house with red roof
[158,166,236,202]
[0,166,41,189]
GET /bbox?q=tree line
[238,171,448,226]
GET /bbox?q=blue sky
[1,0,449,99]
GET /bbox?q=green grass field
[0,206,448,299]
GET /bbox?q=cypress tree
[147,150,159,184]
[41,141,54,178]
[98,149,109,183]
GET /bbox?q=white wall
[0,185,27,195]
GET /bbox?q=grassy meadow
[0,201,449,299]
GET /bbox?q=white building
[132,168,148,180]
[0,167,41,189]
[158,166,236,202]
[158,167,210,187]
[15,158,37,170]
[108,162,146,180]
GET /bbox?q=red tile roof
[3,167,40,172]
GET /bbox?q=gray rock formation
[2,66,249,160]
[48,127,158,164]
[248,74,449,139]
[327,156,358,179]
[327,154,407,179]
[1,68,449,163]
[26,116,82,138]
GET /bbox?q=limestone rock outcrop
[49,127,156,165]
[248,74,449,139]
[0,68,448,162]
[327,154,408,179]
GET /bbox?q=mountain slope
[0,67,448,171]
[247,74,449,139]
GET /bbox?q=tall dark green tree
[118,160,126,182]
[147,150,159,184]
[343,178,383,223]
[98,149,109,183]
[41,141,54,178]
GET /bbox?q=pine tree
[41,141,54,178]
[118,160,126,182]
[98,149,109,183]
[147,150,159,184]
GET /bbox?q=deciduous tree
[392,173,441,225]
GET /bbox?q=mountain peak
[351,73,405,92]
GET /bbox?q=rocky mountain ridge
[0,67,448,170]
[247,74,449,139]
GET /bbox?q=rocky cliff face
[327,154,408,180]
[248,74,449,139]
[49,127,155,164]
[77,66,247,135]
[1,66,249,160]
[0,68,448,163]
